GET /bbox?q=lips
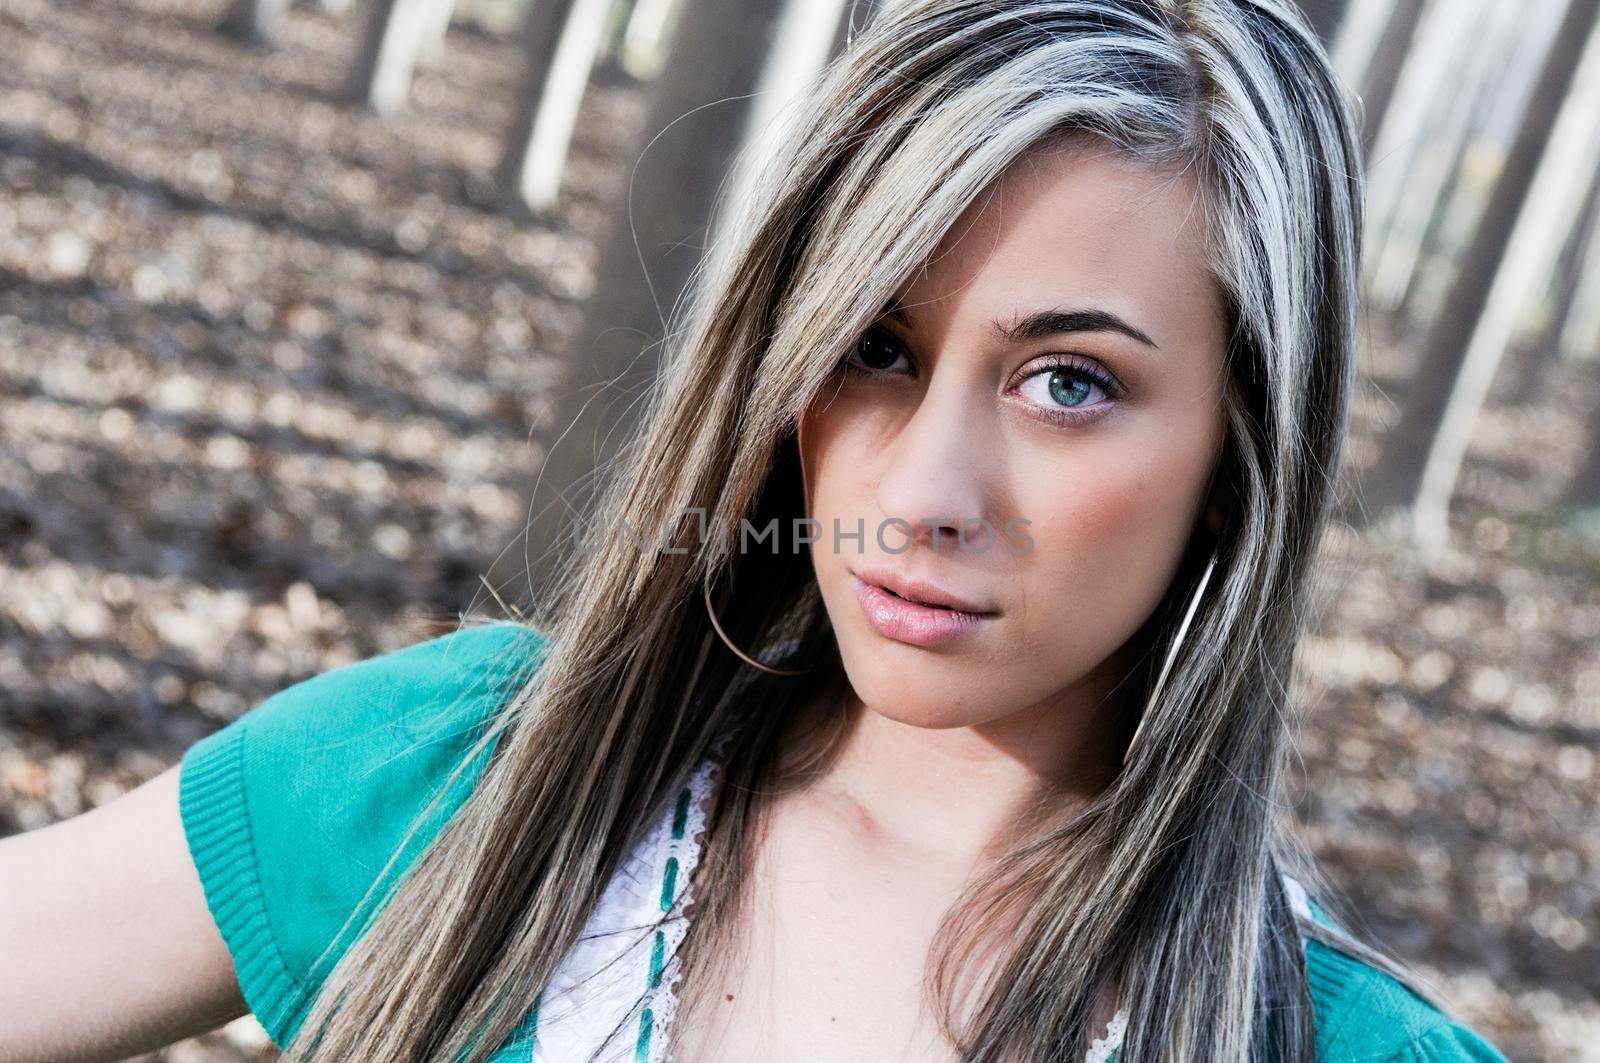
[851,566,996,615]
[853,574,995,647]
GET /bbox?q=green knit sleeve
[1295,885,1510,1063]
[177,619,550,1048]
[1390,1021,1511,1063]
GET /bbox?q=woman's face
[797,141,1229,735]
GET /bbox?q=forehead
[897,141,1223,348]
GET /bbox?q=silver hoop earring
[702,579,818,676]
[1124,548,1219,761]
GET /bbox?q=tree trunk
[1354,0,1600,550]
[507,0,789,604]
[1384,83,1489,324]
[613,0,684,80]
[1559,189,1600,360]
[495,0,615,211]
[591,0,641,82]
[707,0,852,252]
[1362,0,1481,311]
[1511,157,1600,404]
[1565,418,1600,508]
[217,0,292,44]
[1358,0,1426,157]
[345,0,449,113]
[1371,2,1533,323]
[419,0,457,56]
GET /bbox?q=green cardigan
[177,621,1511,1061]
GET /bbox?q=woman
[0,1,1513,1061]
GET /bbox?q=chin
[840,651,1000,729]
[863,701,992,730]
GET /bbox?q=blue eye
[1014,358,1122,425]
[1021,364,1110,408]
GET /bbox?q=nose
[872,378,994,557]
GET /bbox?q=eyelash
[838,325,1125,426]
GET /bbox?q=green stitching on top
[649,929,666,988]
[672,786,691,839]
[639,781,699,1059]
[635,1007,654,1061]
[659,856,678,913]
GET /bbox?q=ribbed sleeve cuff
[179,721,305,1049]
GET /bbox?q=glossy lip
[852,571,997,648]
[851,565,996,614]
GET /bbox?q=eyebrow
[880,299,1159,350]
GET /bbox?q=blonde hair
[283,2,1453,1060]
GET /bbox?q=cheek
[1012,438,1210,657]
[797,394,876,519]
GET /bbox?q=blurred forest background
[1,0,1598,1058]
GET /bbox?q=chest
[508,757,1128,1062]
[668,790,980,1063]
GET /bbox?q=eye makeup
[836,324,1127,427]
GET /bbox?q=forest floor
[1,0,1597,1059]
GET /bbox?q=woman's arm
[0,764,248,1063]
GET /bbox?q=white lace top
[521,754,720,1062]
[520,750,1315,1062]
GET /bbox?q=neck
[784,670,1125,870]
